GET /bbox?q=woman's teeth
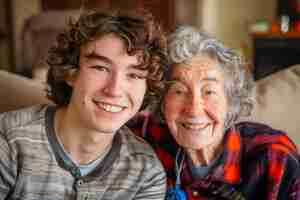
[182,123,208,130]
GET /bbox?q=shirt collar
[181,126,242,185]
[217,127,242,184]
[45,106,122,180]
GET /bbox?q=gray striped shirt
[0,105,166,200]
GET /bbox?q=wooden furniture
[41,0,111,10]
[0,0,14,71]
[41,0,175,32]
[0,70,50,113]
[252,31,300,80]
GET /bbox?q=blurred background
[1,0,300,147]
[1,0,299,79]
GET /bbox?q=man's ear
[65,68,78,87]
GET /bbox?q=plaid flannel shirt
[130,115,300,200]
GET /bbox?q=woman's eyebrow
[202,77,218,83]
[169,76,220,86]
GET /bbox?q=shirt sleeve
[134,162,167,200]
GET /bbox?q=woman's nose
[183,94,205,116]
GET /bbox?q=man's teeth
[182,123,208,130]
[98,102,123,113]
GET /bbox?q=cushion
[242,65,300,148]
[0,70,50,113]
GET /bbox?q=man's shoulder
[120,126,155,154]
[118,126,162,165]
[0,104,48,134]
[236,121,294,146]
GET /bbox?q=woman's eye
[204,89,217,96]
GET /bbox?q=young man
[0,9,167,199]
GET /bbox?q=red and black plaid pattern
[129,115,300,200]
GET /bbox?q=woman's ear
[65,68,78,87]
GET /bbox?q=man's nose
[103,73,123,97]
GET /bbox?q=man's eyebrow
[85,52,113,64]
[170,77,184,82]
[84,52,145,70]
[167,78,183,86]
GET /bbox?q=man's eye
[169,85,187,95]
[175,89,185,95]
[128,73,146,80]
[91,65,109,72]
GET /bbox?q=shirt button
[77,179,84,186]
[192,190,199,196]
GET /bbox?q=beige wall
[0,0,41,72]
[174,0,276,61]
[13,0,41,72]
[175,0,199,26]
[14,0,41,38]
[200,0,277,51]
[0,0,9,70]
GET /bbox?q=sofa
[17,10,80,77]
[0,70,50,113]
[0,66,299,148]
[240,64,300,148]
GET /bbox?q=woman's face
[164,55,228,151]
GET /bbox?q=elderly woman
[131,25,300,199]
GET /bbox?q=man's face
[164,55,228,151]
[68,33,147,134]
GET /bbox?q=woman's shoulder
[237,121,299,165]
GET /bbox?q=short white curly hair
[166,25,255,129]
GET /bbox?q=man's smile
[93,100,126,113]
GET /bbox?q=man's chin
[92,123,123,135]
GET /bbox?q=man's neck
[54,106,115,165]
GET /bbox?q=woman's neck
[186,142,224,166]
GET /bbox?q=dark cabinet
[252,32,300,80]
[0,0,14,71]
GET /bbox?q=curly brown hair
[47,8,167,109]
